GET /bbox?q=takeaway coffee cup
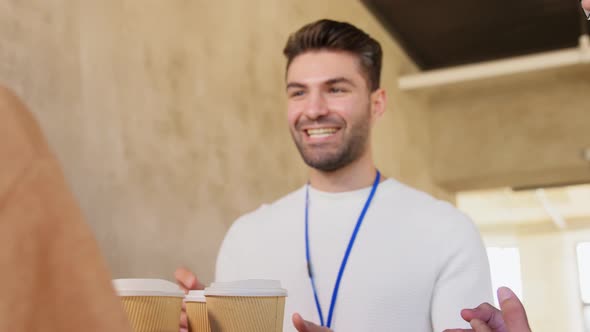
[113,278,185,332]
[204,280,287,332]
[185,290,211,332]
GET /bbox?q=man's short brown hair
[283,19,383,91]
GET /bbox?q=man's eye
[329,87,346,93]
[290,90,305,98]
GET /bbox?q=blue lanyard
[304,170,381,328]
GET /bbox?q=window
[576,242,590,331]
[577,243,590,303]
[486,247,524,306]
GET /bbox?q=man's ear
[370,88,387,120]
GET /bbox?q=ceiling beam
[399,35,590,90]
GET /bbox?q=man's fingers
[443,329,474,332]
[470,319,493,332]
[292,313,310,332]
[460,303,496,322]
[497,287,532,332]
[179,310,188,329]
[460,303,507,332]
[174,267,204,292]
[460,308,477,322]
[292,313,332,332]
[451,287,529,332]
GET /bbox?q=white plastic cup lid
[113,278,185,297]
[204,279,287,297]
[185,290,206,302]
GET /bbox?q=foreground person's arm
[0,86,131,332]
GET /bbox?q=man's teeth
[307,128,338,137]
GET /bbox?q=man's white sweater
[215,179,493,331]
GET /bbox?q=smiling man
[176,19,492,332]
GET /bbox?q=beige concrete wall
[0,1,445,283]
[427,64,590,191]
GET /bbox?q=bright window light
[487,247,524,306]
[577,242,590,304]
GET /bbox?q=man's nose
[303,92,329,120]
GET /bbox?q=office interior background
[1,1,589,331]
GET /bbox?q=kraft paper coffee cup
[204,280,287,332]
[185,290,211,332]
[113,278,185,332]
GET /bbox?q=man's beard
[291,114,370,172]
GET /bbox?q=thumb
[497,287,531,332]
[174,267,204,292]
[292,313,332,332]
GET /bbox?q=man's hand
[174,267,205,332]
[443,287,531,332]
[292,313,333,332]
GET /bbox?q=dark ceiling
[362,0,590,70]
